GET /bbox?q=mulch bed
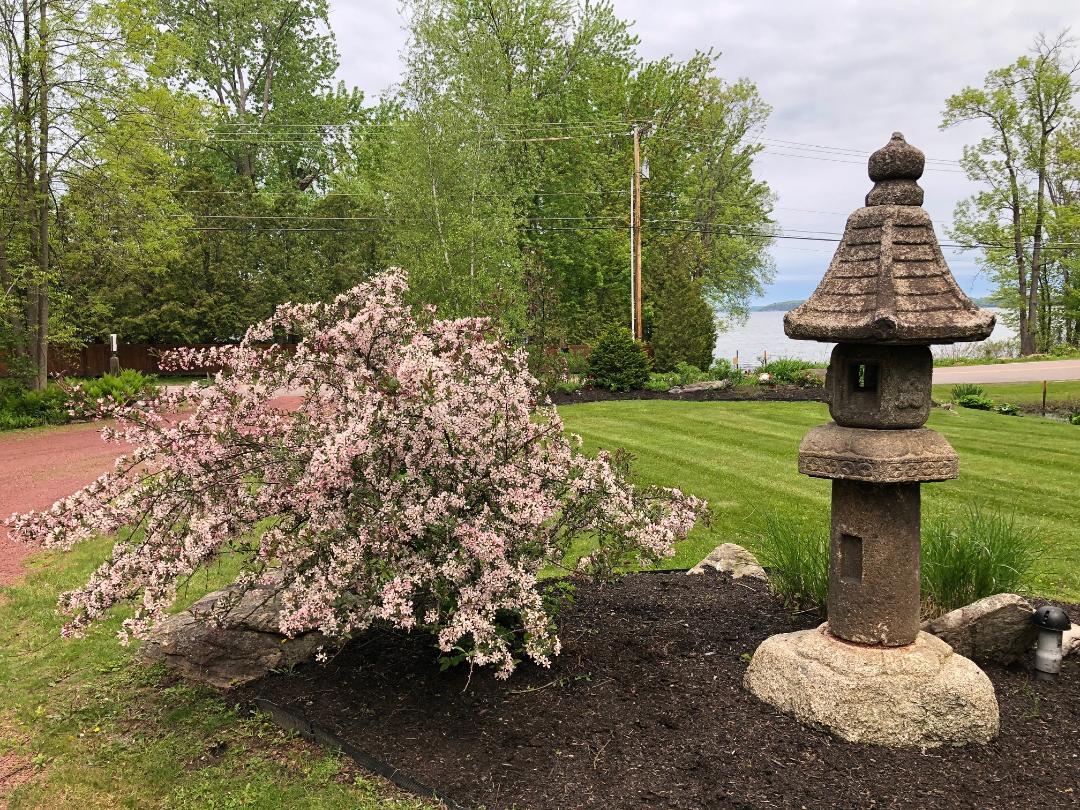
[239,572,1079,809]
[549,385,826,405]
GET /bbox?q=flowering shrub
[7,269,705,678]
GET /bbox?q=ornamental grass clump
[755,513,829,614]
[7,269,705,678]
[921,505,1038,617]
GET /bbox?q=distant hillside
[751,299,805,312]
[752,295,997,312]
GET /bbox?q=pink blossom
[6,268,706,677]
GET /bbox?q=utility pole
[629,173,635,339]
[632,125,643,341]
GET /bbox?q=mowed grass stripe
[560,400,1080,599]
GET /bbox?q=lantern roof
[784,133,995,345]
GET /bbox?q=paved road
[933,359,1080,384]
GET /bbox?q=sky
[328,1,1080,305]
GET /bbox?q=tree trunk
[33,0,49,390]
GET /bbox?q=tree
[388,0,774,348]
[650,262,716,371]
[0,0,201,383]
[9,269,705,678]
[942,33,1079,354]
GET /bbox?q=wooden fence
[3,341,595,379]
[0,343,226,378]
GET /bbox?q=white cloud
[329,0,1080,302]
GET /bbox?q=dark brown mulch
[548,385,826,405]
[239,573,1080,810]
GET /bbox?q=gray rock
[140,575,324,689]
[923,593,1038,666]
[688,543,767,580]
[744,624,999,748]
[671,379,732,395]
[1062,626,1079,658]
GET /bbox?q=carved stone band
[797,422,958,483]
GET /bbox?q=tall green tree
[942,32,1079,354]
[388,0,773,350]
[72,0,385,343]
[0,0,192,385]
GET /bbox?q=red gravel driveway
[0,395,305,587]
[0,421,131,585]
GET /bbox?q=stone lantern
[744,133,1001,748]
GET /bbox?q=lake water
[713,309,1016,365]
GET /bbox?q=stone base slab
[744,624,999,748]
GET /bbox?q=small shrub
[1071,412,1080,426]
[951,383,985,400]
[644,373,677,392]
[587,327,651,392]
[921,505,1039,618]
[995,402,1020,416]
[708,357,734,378]
[673,362,708,387]
[955,393,994,410]
[551,379,582,395]
[0,370,159,432]
[756,358,820,384]
[791,368,824,388]
[756,513,829,614]
[0,412,44,431]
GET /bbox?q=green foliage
[0,371,158,431]
[756,358,820,384]
[587,327,652,391]
[756,505,1040,619]
[755,513,829,614]
[552,379,583,395]
[922,506,1039,617]
[0,385,71,429]
[1070,412,1080,426]
[951,383,986,399]
[956,394,995,410]
[0,539,423,808]
[650,268,717,371]
[673,362,709,386]
[995,402,1021,416]
[644,373,677,392]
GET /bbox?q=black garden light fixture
[1032,605,1072,681]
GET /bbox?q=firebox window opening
[849,361,879,394]
[840,533,863,583]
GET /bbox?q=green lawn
[0,540,430,809]
[3,398,1077,805]
[932,379,1080,408]
[560,400,1080,601]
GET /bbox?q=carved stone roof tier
[784,133,996,345]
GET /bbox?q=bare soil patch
[240,572,1079,809]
